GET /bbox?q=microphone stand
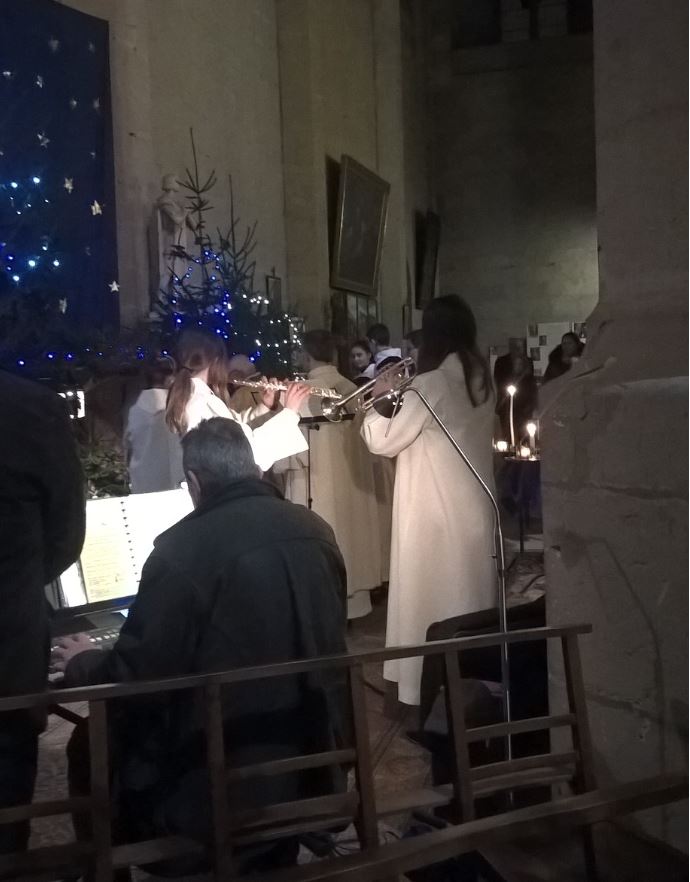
[369,385,512,761]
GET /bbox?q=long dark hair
[165,329,231,435]
[417,295,491,407]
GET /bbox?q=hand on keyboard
[51,632,101,674]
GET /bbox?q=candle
[526,421,537,454]
[495,440,508,453]
[519,445,531,459]
[507,385,517,449]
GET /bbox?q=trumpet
[231,376,343,402]
[321,357,415,422]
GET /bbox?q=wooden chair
[0,624,685,881]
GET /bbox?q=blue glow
[27,259,37,268]
[12,274,19,282]
[10,182,18,189]
[17,359,25,366]
[47,352,55,359]
[52,259,60,267]
[7,255,14,261]
[66,353,74,360]
[32,176,41,184]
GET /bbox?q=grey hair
[181,417,259,496]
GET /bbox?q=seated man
[54,417,349,873]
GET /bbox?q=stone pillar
[275,0,334,329]
[541,0,688,851]
[372,0,407,341]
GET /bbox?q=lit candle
[526,421,537,454]
[507,385,517,449]
[496,440,508,453]
[519,445,531,459]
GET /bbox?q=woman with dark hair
[361,295,497,706]
[165,328,310,473]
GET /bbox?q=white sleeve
[230,402,270,424]
[248,409,309,472]
[360,384,432,458]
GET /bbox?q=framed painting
[331,155,390,297]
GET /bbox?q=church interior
[0,0,687,880]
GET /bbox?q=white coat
[275,364,383,619]
[184,377,308,472]
[361,353,497,705]
[124,388,184,493]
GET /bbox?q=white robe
[361,353,497,705]
[276,365,382,619]
[124,388,184,493]
[183,377,308,472]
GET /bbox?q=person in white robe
[275,330,382,619]
[166,329,310,472]
[124,361,184,493]
[361,296,497,706]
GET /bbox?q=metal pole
[371,386,512,760]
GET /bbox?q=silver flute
[231,377,343,401]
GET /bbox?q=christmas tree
[154,133,299,375]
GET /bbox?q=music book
[59,489,194,607]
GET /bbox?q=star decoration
[2,70,13,80]
[69,97,78,109]
[58,298,68,314]
[37,131,50,148]
[84,246,92,256]
[109,280,120,293]
[63,177,74,193]
[92,97,100,111]
[88,41,96,53]
[90,150,96,160]
[36,75,44,88]
[91,200,102,216]
[0,149,4,157]
[48,37,60,53]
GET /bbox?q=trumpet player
[274,330,382,619]
[165,328,310,472]
[361,297,497,706]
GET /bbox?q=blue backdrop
[0,0,118,349]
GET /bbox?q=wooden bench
[0,624,685,881]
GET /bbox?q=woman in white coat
[361,296,497,706]
[165,329,310,472]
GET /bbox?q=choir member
[361,296,497,705]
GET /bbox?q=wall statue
[149,174,196,310]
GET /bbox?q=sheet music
[123,489,194,583]
[59,562,88,607]
[79,496,137,603]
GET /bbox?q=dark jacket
[0,371,85,698]
[66,478,349,841]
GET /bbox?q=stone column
[275,0,331,329]
[541,0,688,851]
[372,0,407,341]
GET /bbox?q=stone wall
[57,0,287,328]
[430,34,598,349]
[541,0,688,851]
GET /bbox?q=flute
[231,377,343,401]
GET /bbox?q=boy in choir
[366,322,402,372]
[53,418,348,874]
[275,330,382,619]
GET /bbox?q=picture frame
[331,155,390,297]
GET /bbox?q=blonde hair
[165,329,231,435]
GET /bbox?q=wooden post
[443,651,475,823]
[88,700,113,882]
[204,683,235,880]
[349,664,379,848]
